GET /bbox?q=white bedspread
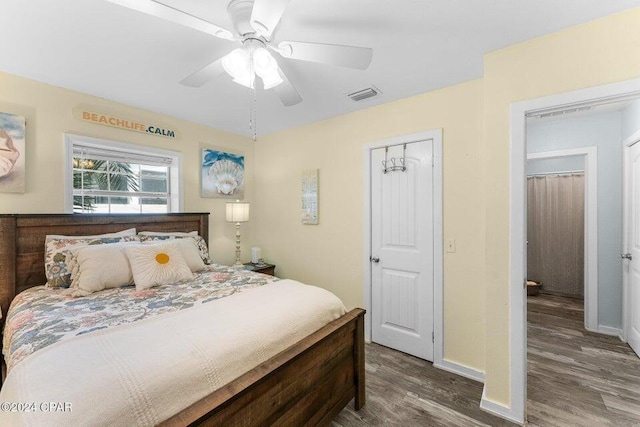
[0,280,346,426]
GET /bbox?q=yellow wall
[0,72,254,266]
[254,6,640,409]
[482,8,640,404]
[254,79,487,371]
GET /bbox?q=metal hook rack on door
[382,144,407,174]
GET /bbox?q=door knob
[370,256,380,263]
[622,253,633,260]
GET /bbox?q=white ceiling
[0,0,638,137]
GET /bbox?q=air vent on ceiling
[347,86,380,102]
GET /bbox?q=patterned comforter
[2,264,279,372]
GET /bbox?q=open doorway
[507,78,640,425]
[523,103,640,424]
[524,104,623,334]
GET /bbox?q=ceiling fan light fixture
[252,47,272,71]
[222,45,282,90]
[253,47,283,89]
[260,70,283,90]
[222,48,253,85]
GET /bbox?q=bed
[0,213,365,426]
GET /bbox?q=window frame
[64,134,183,214]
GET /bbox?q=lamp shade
[226,201,250,223]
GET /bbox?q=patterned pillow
[138,231,197,237]
[138,234,212,265]
[125,241,193,290]
[45,235,140,289]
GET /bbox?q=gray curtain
[527,173,585,297]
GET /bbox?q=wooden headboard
[0,213,209,318]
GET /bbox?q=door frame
[527,147,598,331]
[506,77,640,424]
[622,129,640,342]
[363,129,443,364]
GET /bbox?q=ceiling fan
[105,0,374,106]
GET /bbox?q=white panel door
[628,141,640,357]
[371,140,434,360]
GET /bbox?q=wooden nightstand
[244,262,276,276]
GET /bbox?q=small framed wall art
[0,112,26,193]
[302,169,319,225]
[201,148,245,199]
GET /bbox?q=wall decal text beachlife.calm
[73,107,178,139]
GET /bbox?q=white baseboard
[588,325,624,341]
[433,359,485,383]
[480,387,524,425]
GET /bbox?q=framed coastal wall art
[0,112,26,193]
[302,169,319,225]
[201,148,245,199]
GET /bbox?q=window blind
[73,144,173,167]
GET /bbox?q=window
[65,134,182,213]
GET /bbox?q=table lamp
[225,201,249,267]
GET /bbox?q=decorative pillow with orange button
[125,241,193,290]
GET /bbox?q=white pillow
[138,231,197,237]
[138,234,212,265]
[142,238,205,272]
[125,241,193,290]
[68,242,138,297]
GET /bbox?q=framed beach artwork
[302,169,319,225]
[201,148,245,199]
[0,112,26,193]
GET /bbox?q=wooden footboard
[161,308,366,427]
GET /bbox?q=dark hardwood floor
[333,295,640,426]
[527,293,640,426]
[332,343,513,426]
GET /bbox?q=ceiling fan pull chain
[253,88,257,142]
[248,41,258,142]
[248,84,255,142]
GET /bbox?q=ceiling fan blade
[250,0,293,38]
[180,57,225,87]
[277,41,373,70]
[105,0,234,40]
[273,68,302,106]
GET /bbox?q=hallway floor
[527,294,640,426]
[332,343,512,426]
[333,294,640,426]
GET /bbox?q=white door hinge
[432,331,434,343]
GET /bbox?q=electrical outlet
[447,239,456,253]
